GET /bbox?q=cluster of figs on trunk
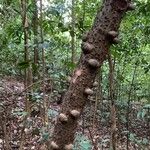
[50,2,135,150]
[50,109,81,149]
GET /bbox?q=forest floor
[0,76,149,150]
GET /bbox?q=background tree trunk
[32,0,39,65]
[108,52,116,150]
[50,0,133,149]
[21,0,33,113]
[32,0,39,82]
[71,0,76,65]
[20,0,33,149]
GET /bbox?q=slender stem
[71,0,76,64]
[108,52,116,150]
[126,65,137,150]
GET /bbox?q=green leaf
[74,133,92,150]
[143,104,150,109]
[47,109,58,117]
[42,132,49,142]
[141,110,147,118]
[129,133,136,141]
[13,110,28,116]
[142,138,149,145]
[17,61,30,70]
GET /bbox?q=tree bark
[32,0,39,65]
[21,0,33,112]
[71,0,76,65]
[108,52,116,150]
[50,0,133,149]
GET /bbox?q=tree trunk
[126,65,137,150]
[108,52,116,150]
[21,0,33,112]
[71,0,76,65]
[32,0,39,82]
[32,0,39,65]
[50,0,134,149]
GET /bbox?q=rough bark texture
[33,0,39,65]
[108,53,116,150]
[50,0,132,149]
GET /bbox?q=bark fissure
[50,0,132,149]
